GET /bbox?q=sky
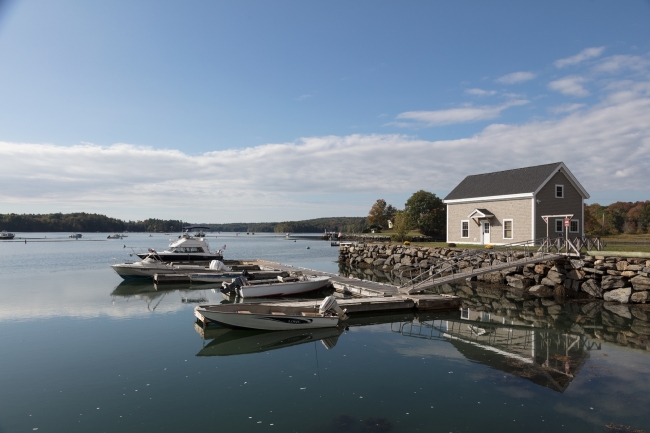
[0,0,649,223]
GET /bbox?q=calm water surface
[1,233,649,432]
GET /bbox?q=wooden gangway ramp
[401,253,565,294]
[240,260,461,313]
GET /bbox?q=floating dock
[194,259,460,326]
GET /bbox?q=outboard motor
[209,260,233,272]
[220,276,248,296]
[318,296,348,321]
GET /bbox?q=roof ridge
[463,162,562,178]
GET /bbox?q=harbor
[1,232,650,433]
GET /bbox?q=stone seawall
[338,243,650,304]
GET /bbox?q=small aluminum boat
[195,296,348,330]
[221,274,331,298]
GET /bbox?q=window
[570,219,579,233]
[555,219,564,233]
[461,220,469,238]
[555,184,564,198]
[503,219,513,239]
[461,307,469,319]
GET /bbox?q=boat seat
[271,312,286,315]
[237,310,252,314]
[301,312,321,317]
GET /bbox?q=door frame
[481,220,491,244]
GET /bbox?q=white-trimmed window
[570,219,579,233]
[461,220,469,238]
[503,219,513,239]
[555,219,564,233]
[555,184,564,198]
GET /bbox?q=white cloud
[295,94,313,101]
[1,79,650,221]
[548,75,590,97]
[465,88,497,96]
[549,103,586,114]
[554,46,606,68]
[495,71,536,84]
[593,54,650,73]
[392,100,529,127]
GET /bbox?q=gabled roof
[443,162,589,202]
[467,209,494,219]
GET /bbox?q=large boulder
[477,271,505,284]
[541,277,558,287]
[631,275,650,291]
[603,287,631,304]
[534,264,550,275]
[545,270,565,284]
[581,279,602,298]
[601,275,628,291]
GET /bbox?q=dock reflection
[111,280,219,310]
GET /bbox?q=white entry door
[482,221,491,244]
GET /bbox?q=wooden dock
[193,259,460,326]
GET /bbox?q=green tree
[392,211,410,242]
[404,190,445,236]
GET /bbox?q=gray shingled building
[443,162,590,245]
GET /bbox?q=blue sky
[1,1,649,222]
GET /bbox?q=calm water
[1,233,649,433]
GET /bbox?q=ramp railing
[399,236,603,293]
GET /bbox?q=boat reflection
[111,280,221,310]
[195,325,344,356]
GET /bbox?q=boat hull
[237,276,331,298]
[111,264,177,279]
[197,309,339,330]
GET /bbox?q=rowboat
[194,296,348,330]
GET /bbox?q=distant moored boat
[1,231,15,240]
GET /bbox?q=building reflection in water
[393,308,599,392]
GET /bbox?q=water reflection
[111,280,218,310]
[195,326,344,356]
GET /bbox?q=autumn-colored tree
[367,199,398,229]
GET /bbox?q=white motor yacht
[107,234,123,239]
[69,233,82,239]
[136,226,222,262]
[1,230,15,240]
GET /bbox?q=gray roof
[444,162,563,201]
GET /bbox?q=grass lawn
[355,231,650,253]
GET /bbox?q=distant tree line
[0,213,184,232]
[585,201,650,236]
[273,217,368,234]
[0,213,369,234]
